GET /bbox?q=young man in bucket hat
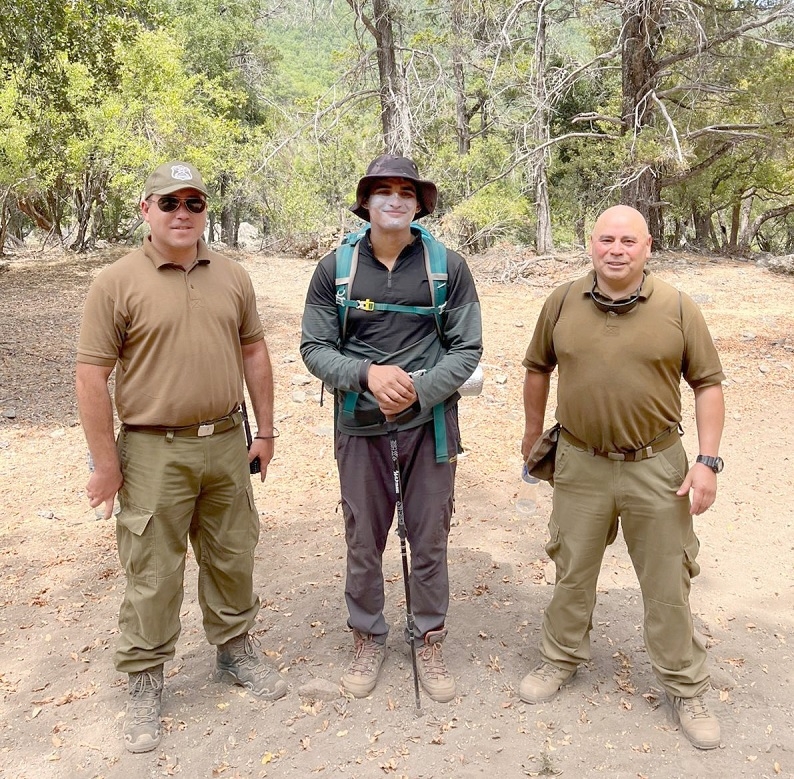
[300,155,483,702]
[76,161,286,754]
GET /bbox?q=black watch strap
[696,455,724,473]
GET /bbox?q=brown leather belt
[124,411,241,438]
[560,426,679,462]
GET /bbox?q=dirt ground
[0,245,792,779]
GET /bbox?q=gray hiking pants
[336,406,459,644]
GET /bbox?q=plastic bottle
[87,453,121,519]
[515,464,540,516]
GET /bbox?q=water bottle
[515,464,540,516]
[87,453,121,519]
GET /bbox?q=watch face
[714,457,724,473]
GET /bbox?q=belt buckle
[197,423,215,437]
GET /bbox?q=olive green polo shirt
[523,270,725,452]
[77,237,264,426]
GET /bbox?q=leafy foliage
[1,0,793,255]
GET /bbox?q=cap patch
[170,165,194,182]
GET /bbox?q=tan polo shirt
[523,270,725,452]
[77,238,264,426]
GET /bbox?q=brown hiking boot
[123,665,163,754]
[341,630,387,698]
[416,629,456,703]
[216,633,288,700]
[666,692,721,749]
[519,661,577,704]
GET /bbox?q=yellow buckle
[358,299,375,311]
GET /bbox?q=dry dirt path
[0,248,792,779]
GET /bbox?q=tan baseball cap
[143,161,209,199]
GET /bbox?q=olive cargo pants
[114,426,260,673]
[540,436,710,697]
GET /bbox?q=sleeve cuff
[358,360,372,391]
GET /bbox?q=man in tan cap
[301,155,483,703]
[76,161,286,754]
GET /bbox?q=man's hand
[248,437,274,482]
[86,465,123,520]
[521,428,543,461]
[367,364,417,417]
[677,464,717,515]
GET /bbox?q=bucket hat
[351,155,437,221]
[143,161,209,199]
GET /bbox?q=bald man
[518,206,725,750]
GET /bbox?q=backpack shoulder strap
[414,224,448,337]
[335,228,367,339]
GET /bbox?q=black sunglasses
[589,279,641,315]
[151,195,207,214]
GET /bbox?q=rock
[291,391,307,403]
[691,293,711,304]
[283,354,298,363]
[759,363,770,373]
[767,254,794,275]
[3,409,16,419]
[237,221,260,249]
[298,679,342,702]
[291,374,313,386]
[313,426,334,437]
[543,560,556,585]
[495,375,508,385]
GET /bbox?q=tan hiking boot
[216,633,288,700]
[123,665,163,754]
[341,630,387,698]
[416,629,456,703]
[666,692,721,749]
[519,661,576,704]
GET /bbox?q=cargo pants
[114,425,260,673]
[540,436,710,697]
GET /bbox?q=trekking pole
[386,423,422,712]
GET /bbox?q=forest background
[1,0,793,260]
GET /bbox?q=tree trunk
[451,0,470,155]
[620,0,664,246]
[532,0,554,253]
[692,206,712,248]
[372,0,411,155]
[219,173,237,247]
[738,204,794,254]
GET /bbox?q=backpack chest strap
[338,298,446,316]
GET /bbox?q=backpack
[332,224,452,463]
[335,223,448,340]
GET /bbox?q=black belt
[124,411,241,438]
[560,426,679,461]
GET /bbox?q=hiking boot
[123,665,163,754]
[666,692,721,749]
[416,629,456,703]
[519,661,576,704]
[216,633,288,700]
[341,630,387,698]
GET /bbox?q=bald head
[591,205,650,242]
[589,205,652,299]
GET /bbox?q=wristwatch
[696,455,724,473]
